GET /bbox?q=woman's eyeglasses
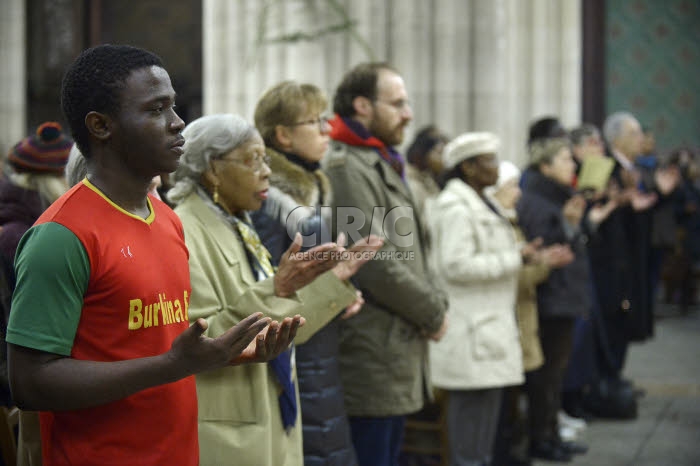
[219,154,271,174]
[290,115,331,131]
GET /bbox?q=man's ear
[85,111,112,142]
[274,124,292,151]
[352,96,373,118]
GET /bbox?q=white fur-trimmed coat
[427,178,524,390]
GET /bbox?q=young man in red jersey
[6,44,304,466]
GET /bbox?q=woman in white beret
[426,132,527,466]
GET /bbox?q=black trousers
[525,317,575,443]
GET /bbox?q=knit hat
[495,160,522,189]
[484,160,522,199]
[8,122,73,174]
[443,132,500,171]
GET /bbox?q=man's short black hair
[61,44,164,158]
[406,125,448,171]
[527,116,566,146]
[332,62,397,118]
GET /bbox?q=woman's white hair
[167,114,259,205]
[7,167,68,209]
[65,144,87,187]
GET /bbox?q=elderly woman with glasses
[167,113,379,466]
[251,81,379,466]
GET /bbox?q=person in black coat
[516,137,591,462]
[599,112,680,365]
[666,148,700,311]
[563,124,623,421]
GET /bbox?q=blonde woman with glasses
[252,81,376,466]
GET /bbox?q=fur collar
[267,147,332,207]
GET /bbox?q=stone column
[202,0,582,166]
[0,0,26,158]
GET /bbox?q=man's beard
[369,120,405,147]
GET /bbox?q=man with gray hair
[569,123,605,164]
[603,111,679,338]
[604,112,679,197]
[604,112,647,180]
[603,113,640,159]
[604,110,653,353]
[581,111,678,420]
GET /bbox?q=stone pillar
[0,0,26,158]
[202,0,582,166]
[560,0,582,128]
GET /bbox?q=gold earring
[213,184,219,204]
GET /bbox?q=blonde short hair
[254,81,327,148]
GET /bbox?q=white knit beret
[495,160,522,189]
[443,132,501,170]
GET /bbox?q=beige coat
[175,193,357,466]
[427,179,524,390]
[512,223,548,371]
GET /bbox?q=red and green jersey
[7,179,198,466]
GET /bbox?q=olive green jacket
[323,140,448,417]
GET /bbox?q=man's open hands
[169,312,305,376]
[230,314,305,365]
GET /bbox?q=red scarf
[329,115,405,179]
